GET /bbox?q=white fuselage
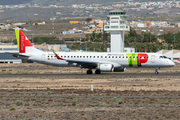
[22,51,175,68]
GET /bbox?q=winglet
[53,51,64,60]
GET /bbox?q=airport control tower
[104,10,130,52]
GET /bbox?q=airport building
[156,49,180,60]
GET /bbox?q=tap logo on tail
[15,29,33,53]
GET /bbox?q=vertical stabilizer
[15,29,42,53]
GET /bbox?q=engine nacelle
[114,67,126,72]
[99,64,114,72]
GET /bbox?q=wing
[52,51,122,68]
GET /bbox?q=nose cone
[169,60,175,67]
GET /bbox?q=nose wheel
[155,70,159,74]
[155,67,160,74]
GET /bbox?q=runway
[0,73,179,77]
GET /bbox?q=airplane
[9,29,175,74]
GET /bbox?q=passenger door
[41,54,45,62]
[151,55,155,63]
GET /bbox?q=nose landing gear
[155,67,160,74]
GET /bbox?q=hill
[1,0,167,5]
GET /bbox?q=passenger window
[90,56,92,58]
[83,56,85,58]
[64,56,66,58]
[105,56,107,58]
[109,56,111,58]
[51,56,53,57]
[97,56,99,58]
[101,56,103,58]
[87,56,88,58]
[112,56,114,58]
[94,56,95,58]
[48,56,49,57]
[74,56,76,58]
[116,56,117,58]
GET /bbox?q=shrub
[39,114,42,117]
[100,97,103,99]
[10,107,15,110]
[107,104,111,107]
[165,101,169,105]
[46,91,51,95]
[15,100,21,105]
[0,100,2,103]
[24,118,29,120]
[95,100,100,106]
[118,100,124,104]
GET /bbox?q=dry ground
[0,63,180,119]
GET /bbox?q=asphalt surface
[0,73,179,77]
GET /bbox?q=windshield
[159,56,168,59]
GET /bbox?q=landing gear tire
[155,71,159,74]
[95,69,101,74]
[87,70,93,74]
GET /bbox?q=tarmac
[0,73,179,77]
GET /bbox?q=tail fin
[15,29,42,53]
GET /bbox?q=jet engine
[99,64,114,72]
[114,67,126,72]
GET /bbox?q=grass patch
[112,97,117,101]
[46,91,51,95]
[7,89,13,92]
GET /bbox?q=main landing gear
[95,69,101,74]
[86,69,101,74]
[155,67,160,74]
[87,70,93,74]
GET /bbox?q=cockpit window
[160,56,168,59]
